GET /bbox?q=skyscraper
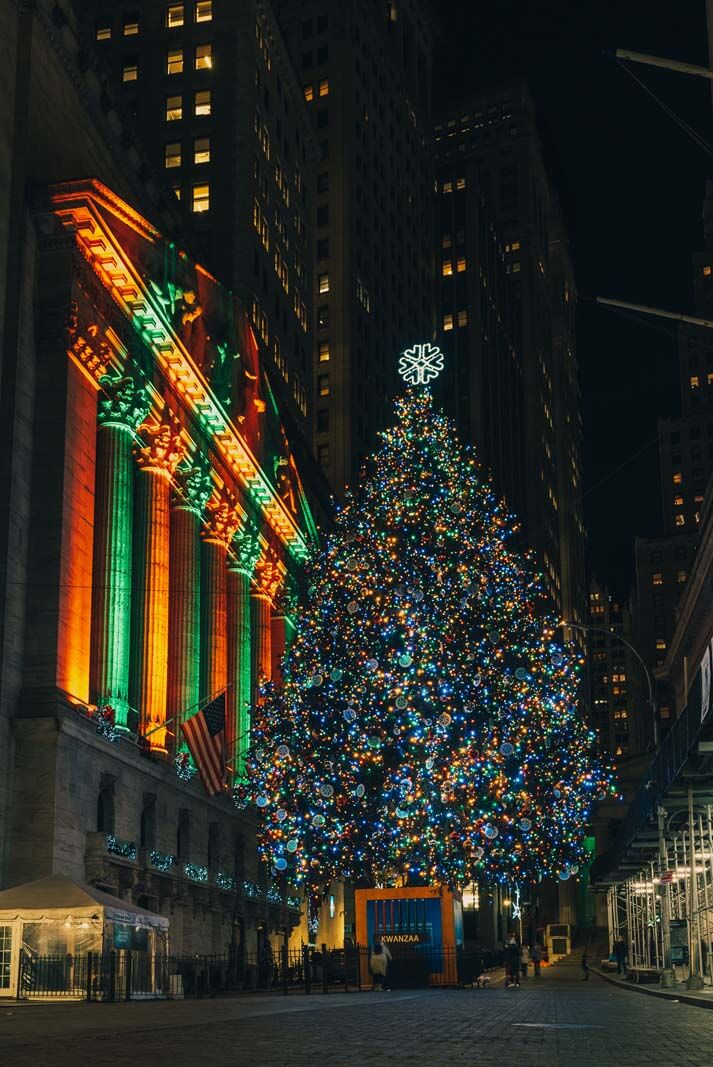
[435,84,586,627]
[274,0,435,494]
[80,0,318,435]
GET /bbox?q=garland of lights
[235,383,614,896]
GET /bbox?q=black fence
[16,945,504,1001]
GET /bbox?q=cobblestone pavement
[1,963,713,1067]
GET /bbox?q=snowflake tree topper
[398,342,444,386]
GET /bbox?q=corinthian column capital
[254,550,285,604]
[97,371,151,431]
[134,410,186,476]
[172,451,213,515]
[202,488,242,547]
[229,522,262,578]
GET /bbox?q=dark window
[317,14,328,32]
[302,51,313,69]
[317,408,329,433]
[177,811,191,859]
[317,237,329,259]
[317,45,328,64]
[208,822,221,869]
[317,204,329,226]
[318,443,329,466]
[317,108,328,129]
[302,19,312,37]
[96,781,115,834]
[317,304,329,327]
[140,795,157,848]
[317,171,329,193]
[319,140,329,160]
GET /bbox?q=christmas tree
[236,349,613,896]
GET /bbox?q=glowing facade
[3,178,316,953]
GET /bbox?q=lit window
[675,514,685,527]
[195,89,211,116]
[673,494,684,506]
[167,48,184,74]
[192,183,210,213]
[194,136,210,164]
[677,569,687,583]
[656,638,666,652]
[164,142,182,168]
[165,95,183,121]
[442,181,453,194]
[195,43,212,70]
[442,261,453,277]
[443,313,453,331]
[173,185,181,201]
[456,176,466,190]
[652,572,663,585]
[511,261,521,273]
[167,4,184,27]
[319,341,330,362]
[457,310,468,327]
[456,256,467,272]
[122,61,138,82]
[304,84,314,102]
[318,373,330,397]
[673,472,682,484]
[319,78,329,97]
[691,375,700,389]
[511,240,521,251]
[123,13,139,35]
[318,272,330,293]
[704,266,712,276]
[708,372,713,386]
[442,234,452,249]
[196,0,212,22]
[96,23,111,40]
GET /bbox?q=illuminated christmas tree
[237,347,613,896]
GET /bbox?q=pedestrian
[581,950,590,981]
[370,938,392,991]
[530,941,543,978]
[505,936,521,989]
[520,943,529,980]
[613,937,628,977]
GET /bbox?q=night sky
[434,1,712,596]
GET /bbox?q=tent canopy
[0,874,168,929]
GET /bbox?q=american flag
[181,692,227,796]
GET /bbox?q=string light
[235,387,614,896]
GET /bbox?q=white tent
[0,874,169,998]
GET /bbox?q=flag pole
[141,683,234,742]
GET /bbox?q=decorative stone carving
[229,523,262,577]
[66,304,113,382]
[97,371,151,430]
[173,451,213,515]
[134,409,186,475]
[254,551,284,602]
[202,488,242,546]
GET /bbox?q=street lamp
[560,619,659,750]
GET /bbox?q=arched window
[140,794,156,848]
[96,777,115,833]
[177,810,190,860]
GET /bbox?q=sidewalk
[592,965,713,1010]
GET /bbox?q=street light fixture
[560,619,659,750]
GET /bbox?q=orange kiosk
[354,885,463,986]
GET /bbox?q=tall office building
[635,180,713,735]
[274,0,435,494]
[80,0,318,435]
[435,84,586,627]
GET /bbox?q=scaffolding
[605,802,713,984]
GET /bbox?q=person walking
[505,936,521,989]
[613,937,628,977]
[530,941,543,978]
[370,938,392,991]
[581,950,590,981]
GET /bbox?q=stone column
[168,454,213,744]
[200,490,241,710]
[251,552,282,701]
[90,372,150,731]
[270,579,296,685]
[227,524,261,779]
[131,411,185,753]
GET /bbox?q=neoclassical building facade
[3,179,316,954]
